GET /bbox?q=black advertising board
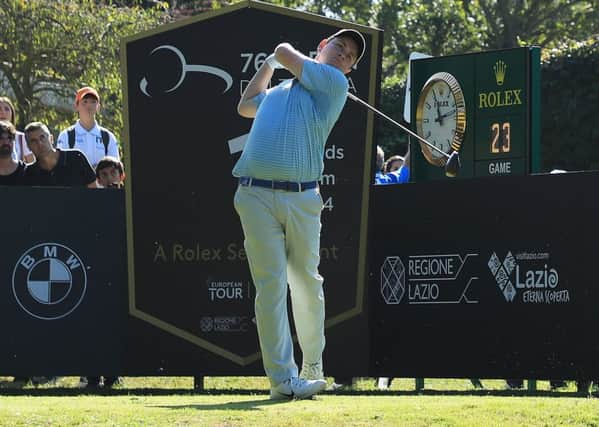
[369,172,599,379]
[0,187,126,376]
[2,174,599,379]
[122,1,381,374]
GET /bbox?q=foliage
[376,78,409,157]
[1,0,597,167]
[266,0,597,84]
[0,0,168,140]
[268,0,374,25]
[540,35,599,171]
[361,0,599,165]
[373,0,483,82]
[476,0,599,49]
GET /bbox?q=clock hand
[432,89,443,125]
[438,109,456,120]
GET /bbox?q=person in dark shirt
[0,120,26,185]
[23,122,96,187]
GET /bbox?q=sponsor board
[381,253,479,305]
[199,316,252,333]
[12,243,87,320]
[207,279,251,301]
[489,250,569,304]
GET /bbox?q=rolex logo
[493,60,507,86]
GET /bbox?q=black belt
[239,177,318,192]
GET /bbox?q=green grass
[1,377,598,426]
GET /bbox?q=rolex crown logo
[494,60,507,86]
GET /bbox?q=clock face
[419,80,457,160]
[416,72,467,167]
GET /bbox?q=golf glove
[266,53,284,70]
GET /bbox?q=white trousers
[234,184,326,386]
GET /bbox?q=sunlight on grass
[0,393,598,426]
[1,377,598,426]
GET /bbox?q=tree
[0,0,168,139]
[373,0,483,82]
[473,0,598,49]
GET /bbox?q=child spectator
[96,156,125,189]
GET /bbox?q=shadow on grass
[0,387,596,399]
[152,398,291,411]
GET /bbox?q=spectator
[23,121,95,389]
[56,87,119,169]
[23,122,96,188]
[95,156,125,189]
[384,154,404,173]
[374,145,410,185]
[374,145,391,185]
[0,96,34,163]
[0,121,54,388]
[0,120,26,185]
[385,144,410,184]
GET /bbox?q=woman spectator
[0,96,34,163]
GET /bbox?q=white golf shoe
[299,361,324,380]
[270,377,327,400]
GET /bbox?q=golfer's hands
[266,53,284,70]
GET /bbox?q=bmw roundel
[12,243,87,320]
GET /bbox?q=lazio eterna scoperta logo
[12,243,87,320]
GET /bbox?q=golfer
[232,28,365,400]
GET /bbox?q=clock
[415,72,466,166]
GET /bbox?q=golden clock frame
[415,72,467,167]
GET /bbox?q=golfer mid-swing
[233,28,365,400]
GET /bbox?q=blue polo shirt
[233,60,348,182]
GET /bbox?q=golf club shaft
[347,92,450,159]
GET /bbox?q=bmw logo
[12,243,87,320]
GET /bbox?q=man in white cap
[232,28,365,400]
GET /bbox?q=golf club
[347,92,461,178]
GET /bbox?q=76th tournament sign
[121,1,381,374]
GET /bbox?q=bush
[541,36,599,171]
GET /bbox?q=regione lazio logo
[139,45,233,97]
[380,256,406,304]
[12,243,87,320]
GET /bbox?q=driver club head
[444,151,461,178]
